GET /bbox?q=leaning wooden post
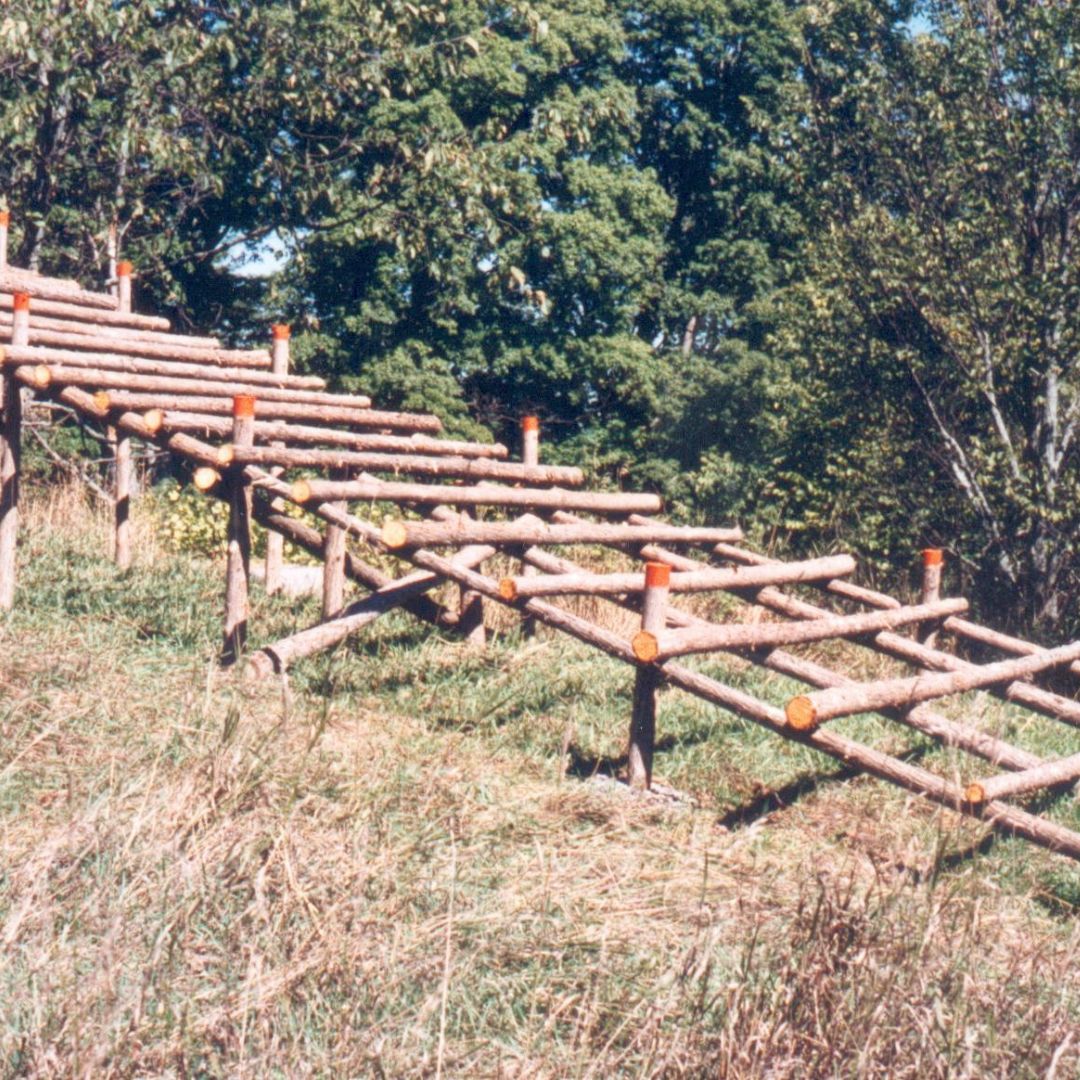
[116,261,133,314]
[920,548,943,647]
[263,324,290,595]
[109,424,133,569]
[519,415,540,638]
[628,561,670,790]
[0,210,9,272]
[222,394,255,663]
[322,467,348,620]
[0,291,27,609]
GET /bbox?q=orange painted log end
[785,696,818,732]
[193,466,220,492]
[0,210,10,227]
[498,577,518,602]
[233,394,256,419]
[143,409,164,435]
[521,415,539,433]
[116,261,133,277]
[381,520,409,549]
[271,323,291,340]
[13,292,30,312]
[644,561,671,588]
[93,390,112,412]
[290,478,312,504]
[964,782,986,806]
[632,629,659,663]
[922,548,944,568]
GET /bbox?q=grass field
[2,484,1079,1077]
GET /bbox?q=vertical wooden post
[1,292,29,609]
[116,261,133,314]
[223,394,255,663]
[628,561,671,790]
[264,324,290,595]
[457,509,487,646]
[520,414,540,638]
[920,548,944,647]
[0,210,9,273]
[322,469,348,620]
[110,425,133,570]
[107,222,118,298]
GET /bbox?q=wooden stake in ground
[116,261,133,314]
[457,510,486,647]
[920,548,943,647]
[629,562,670,790]
[222,395,255,664]
[322,467,348,620]
[0,291,28,609]
[264,324,289,596]
[109,424,133,569]
[520,415,540,638]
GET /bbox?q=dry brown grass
[1,482,1079,1077]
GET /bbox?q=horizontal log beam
[87,391,440,432]
[0,309,217,349]
[633,598,969,663]
[32,363,369,409]
[0,322,270,367]
[1,291,170,331]
[0,274,117,310]
[154,410,507,458]
[966,750,1080,806]
[290,477,646,514]
[0,344,326,389]
[945,617,1080,681]
[501,553,855,601]
[382,516,743,551]
[787,639,1080,731]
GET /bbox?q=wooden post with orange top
[0,210,9,272]
[116,262,133,314]
[264,324,290,595]
[0,291,29,608]
[109,423,133,570]
[223,394,255,663]
[920,548,944,647]
[628,561,671,790]
[520,415,540,638]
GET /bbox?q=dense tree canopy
[2,0,1079,636]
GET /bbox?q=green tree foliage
[784,0,1080,633]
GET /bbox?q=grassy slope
[1,485,1080,1078]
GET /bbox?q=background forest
[2,0,1079,639]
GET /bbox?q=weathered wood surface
[94,391,440,432]
[966,750,1080,806]
[633,598,968,662]
[0,273,118,310]
[222,403,254,664]
[500,552,855,600]
[382,517,743,551]
[154,410,508,458]
[33,363,368,408]
[292,474,653,514]
[0,309,216,349]
[110,427,133,570]
[786,639,1080,731]
[628,563,670,790]
[0,343,325,388]
[1,290,169,331]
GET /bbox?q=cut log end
[291,478,312,503]
[143,408,164,435]
[193,466,220,492]
[964,782,987,806]
[499,577,518,602]
[785,696,818,732]
[632,630,659,663]
[93,390,111,412]
[216,444,236,467]
[31,365,51,388]
[382,520,409,549]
